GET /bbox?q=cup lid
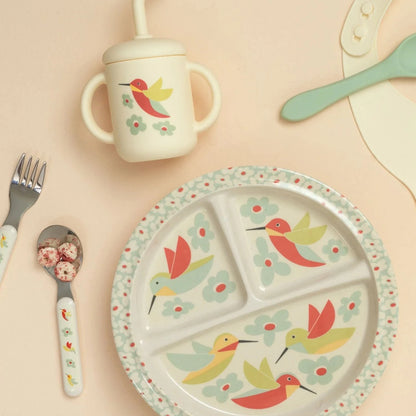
[102,37,186,64]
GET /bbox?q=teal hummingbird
[148,236,213,314]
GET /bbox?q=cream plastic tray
[111,167,398,416]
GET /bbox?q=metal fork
[0,153,46,283]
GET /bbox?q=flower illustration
[240,197,278,224]
[322,239,348,262]
[122,93,134,108]
[298,356,344,385]
[338,291,362,322]
[162,297,194,319]
[187,213,215,252]
[66,359,76,368]
[254,237,290,286]
[245,310,291,347]
[202,373,243,403]
[62,327,73,337]
[126,115,146,135]
[153,121,176,136]
[203,271,236,303]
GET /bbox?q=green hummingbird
[148,236,213,314]
[276,300,355,363]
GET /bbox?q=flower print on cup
[122,93,134,109]
[240,197,278,225]
[153,121,176,136]
[203,271,236,303]
[162,297,194,319]
[298,355,344,385]
[187,213,214,253]
[322,239,348,262]
[202,373,243,403]
[253,237,290,286]
[338,291,362,323]
[244,310,291,347]
[126,115,146,135]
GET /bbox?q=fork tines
[13,153,46,193]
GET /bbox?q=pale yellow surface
[0,1,414,415]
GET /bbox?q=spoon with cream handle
[37,225,83,397]
[281,33,416,121]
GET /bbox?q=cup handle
[81,73,114,144]
[186,62,221,133]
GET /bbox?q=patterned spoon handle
[57,297,83,397]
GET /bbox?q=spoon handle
[281,58,394,121]
[57,297,83,397]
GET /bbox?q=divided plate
[111,167,398,416]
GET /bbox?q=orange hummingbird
[247,212,327,267]
[232,358,316,409]
[119,77,172,118]
[275,300,355,363]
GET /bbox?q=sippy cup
[81,0,221,162]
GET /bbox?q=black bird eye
[287,377,292,381]
[155,281,159,285]
[224,338,228,342]
[292,335,296,339]
[276,223,280,227]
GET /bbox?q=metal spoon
[37,225,83,397]
[281,33,416,121]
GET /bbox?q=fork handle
[0,225,17,284]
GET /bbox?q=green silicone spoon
[281,33,416,122]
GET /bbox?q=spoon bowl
[395,33,416,75]
[37,225,84,397]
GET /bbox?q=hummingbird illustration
[66,374,78,386]
[247,212,327,267]
[0,234,7,248]
[148,236,214,314]
[275,300,355,363]
[232,358,316,409]
[119,77,172,118]
[167,333,257,385]
[61,308,71,321]
[63,341,76,353]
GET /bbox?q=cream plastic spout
[133,0,152,39]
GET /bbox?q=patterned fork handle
[0,225,17,281]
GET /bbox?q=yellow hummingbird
[0,235,6,248]
[167,333,257,385]
[66,374,78,386]
[276,300,355,363]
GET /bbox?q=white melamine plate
[112,167,398,416]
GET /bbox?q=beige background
[0,0,414,415]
